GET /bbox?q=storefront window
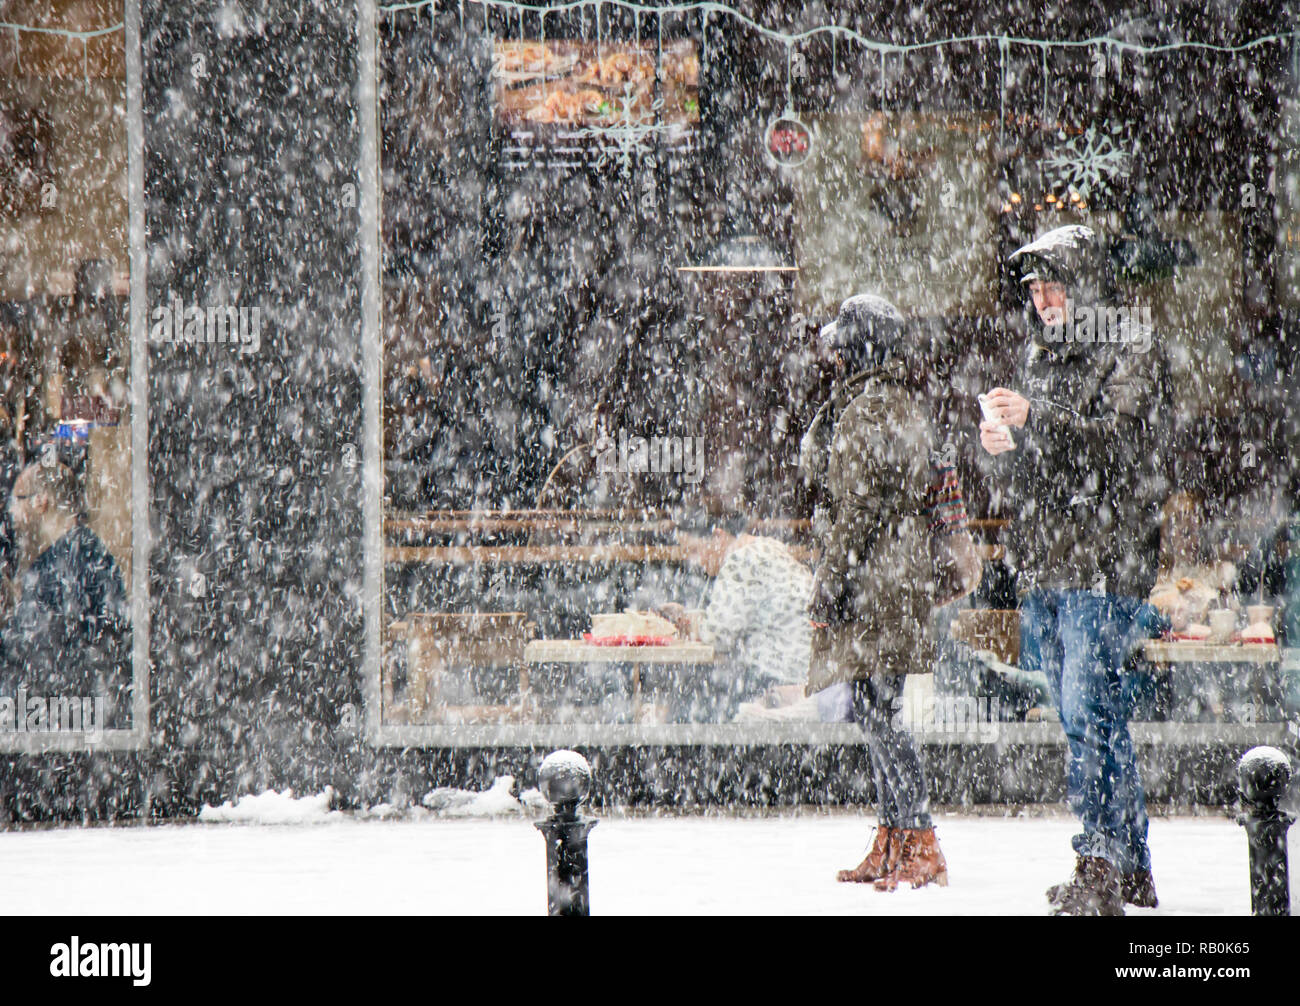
[0,2,143,749]
[364,4,1297,746]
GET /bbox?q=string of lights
[0,6,1290,58]
[376,0,1297,59]
[0,7,1290,58]
[376,0,1298,160]
[1,21,124,86]
[0,21,122,39]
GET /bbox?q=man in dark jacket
[0,461,131,729]
[981,224,1171,915]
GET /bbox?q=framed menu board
[493,38,699,169]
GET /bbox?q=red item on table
[581,633,675,647]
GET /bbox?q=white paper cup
[1246,604,1275,626]
[1208,609,1237,643]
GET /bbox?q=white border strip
[125,0,149,750]
[370,721,1293,749]
[359,0,385,743]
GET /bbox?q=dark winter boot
[1121,869,1158,909]
[1048,856,1124,916]
[1049,859,1157,909]
[837,827,896,883]
[873,828,949,892]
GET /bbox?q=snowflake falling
[1041,123,1132,198]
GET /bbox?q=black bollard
[1236,746,1295,917]
[535,750,598,916]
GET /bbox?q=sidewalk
[0,808,1282,915]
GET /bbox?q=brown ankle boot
[873,828,949,891]
[837,827,896,883]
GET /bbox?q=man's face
[1028,279,1068,327]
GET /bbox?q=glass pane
[372,8,1296,741]
[0,5,134,738]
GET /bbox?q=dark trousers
[851,676,933,830]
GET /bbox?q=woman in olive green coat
[801,294,978,891]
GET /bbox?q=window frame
[0,0,150,754]
[357,4,1297,751]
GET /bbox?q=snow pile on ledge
[199,787,340,824]
[422,775,547,818]
[195,778,554,824]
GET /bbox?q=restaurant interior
[373,4,1298,737]
[0,0,133,704]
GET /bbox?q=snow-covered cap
[818,293,904,369]
[1018,263,1064,284]
[1010,224,1097,262]
[1010,226,1095,279]
[1009,225,1111,300]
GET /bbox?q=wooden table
[525,640,715,664]
[387,544,814,565]
[387,544,702,565]
[524,639,714,721]
[1141,641,1280,665]
[1140,640,1283,723]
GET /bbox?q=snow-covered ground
[1,803,1290,915]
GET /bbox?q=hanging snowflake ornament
[574,82,671,173]
[1041,122,1131,199]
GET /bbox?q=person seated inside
[659,515,815,722]
[0,460,130,728]
[0,323,39,581]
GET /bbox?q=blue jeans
[1020,589,1152,873]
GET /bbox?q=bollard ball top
[1238,746,1293,804]
[539,750,592,807]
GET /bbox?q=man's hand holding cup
[979,387,1030,456]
